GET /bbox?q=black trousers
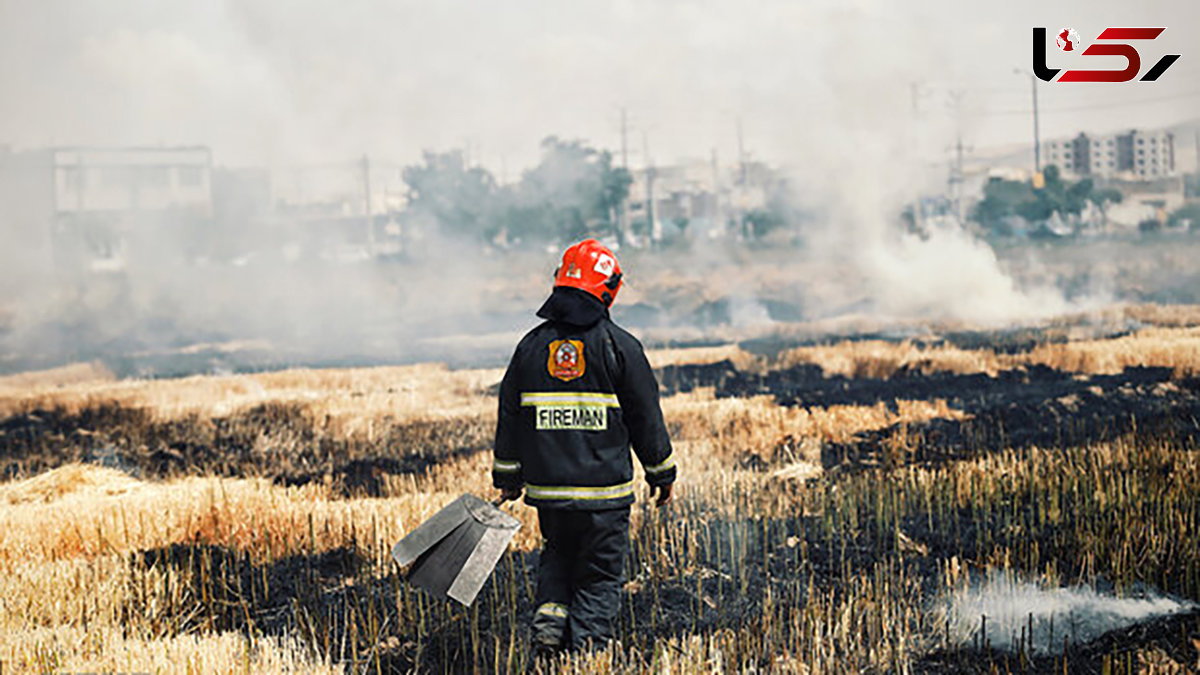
[532,507,630,651]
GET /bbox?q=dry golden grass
[0,384,959,572]
[1,315,1199,673]
[0,362,502,424]
[776,326,1200,379]
[1122,302,1200,328]
[663,388,963,452]
[0,361,114,394]
[0,462,547,570]
[0,366,968,673]
[644,344,759,370]
[2,626,341,675]
[777,340,1004,378]
[1024,326,1200,376]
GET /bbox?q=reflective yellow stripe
[520,392,620,407]
[525,481,635,501]
[536,602,568,618]
[644,451,676,475]
[493,458,522,473]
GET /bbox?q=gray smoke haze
[3,0,1195,168]
[1,0,1198,373]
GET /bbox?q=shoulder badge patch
[547,339,585,382]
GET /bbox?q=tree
[1185,173,1200,199]
[600,161,633,239]
[500,137,630,245]
[971,164,1119,234]
[401,150,497,238]
[972,176,1036,230]
[398,137,636,246]
[1168,201,1200,230]
[744,207,786,239]
[1088,187,1123,226]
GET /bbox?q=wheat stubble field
[0,305,1198,673]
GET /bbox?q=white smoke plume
[770,5,1081,326]
[938,573,1197,653]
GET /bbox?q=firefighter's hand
[649,482,674,507]
[498,487,523,503]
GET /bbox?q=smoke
[1,0,1196,375]
[0,223,548,375]
[857,219,1075,324]
[765,5,1082,327]
[938,573,1197,653]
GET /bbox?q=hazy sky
[1,0,1196,173]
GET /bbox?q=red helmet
[553,239,623,306]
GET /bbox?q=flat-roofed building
[1043,129,1174,179]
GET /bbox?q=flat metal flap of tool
[462,494,521,531]
[392,494,473,567]
[392,494,521,568]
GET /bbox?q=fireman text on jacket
[536,404,608,431]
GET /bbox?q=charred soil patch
[659,360,1200,470]
[118,507,931,673]
[735,325,1091,361]
[0,401,491,495]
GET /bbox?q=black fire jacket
[492,287,676,510]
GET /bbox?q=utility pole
[1013,69,1042,177]
[1031,75,1041,173]
[711,147,722,234]
[361,154,375,258]
[909,81,924,233]
[953,136,968,224]
[620,108,629,169]
[617,108,629,245]
[736,116,747,185]
[1194,130,1199,177]
[643,131,658,244]
[948,89,967,225]
[736,117,748,239]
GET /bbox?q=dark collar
[536,286,609,327]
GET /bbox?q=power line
[973,89,1200,117]
[919,64,1200,98]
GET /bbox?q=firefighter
[492,238,676,654]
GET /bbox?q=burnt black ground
[3,351,1199,670]
[658,360,1200,470]
[128,481,1199,673]
[128,507,905,673]
[0,401,490,495]
[735,327,1087,361]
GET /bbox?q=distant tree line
[401,136,632,246]
[972,165,1123,235]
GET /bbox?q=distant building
[625,158,779,243]
[0,146,214,271]
[51,147,213,216]
[1043,129,1174,179]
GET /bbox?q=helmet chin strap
[600,272,621,306]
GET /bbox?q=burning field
[0,307,1198,673]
